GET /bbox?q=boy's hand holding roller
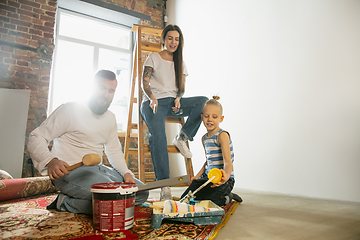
[209,168,229,187]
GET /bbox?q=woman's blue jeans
[140,96,208,181]
[53,165,149,215]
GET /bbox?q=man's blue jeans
[53,165,149,215]
[140,96,208,181]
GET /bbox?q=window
[48,8,135,131]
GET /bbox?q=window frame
[48,3,141,133]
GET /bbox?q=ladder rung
[167,145,181,153]
[165,116,183,124]
[141,41,161,52]
[118,132,137,138]
[132,118,181,131]
[128,148,151,155]
[132,24,162,36]
[134,172,156,182]
[129,145,150,152]
[129,123,148,130]
[128,146,180,154]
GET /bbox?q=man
[28,70,148,215]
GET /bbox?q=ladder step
[132,24,162,36]
[165,116,183,123]
[128,148,150,155]
[134,172,156,182]
[141,41,161,52]
[167,146,182,153]
[133,173,189,186]
[130,123,148,130]
[128,145,181,154]
[118,132,137,138]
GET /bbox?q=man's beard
[88,97,111,115]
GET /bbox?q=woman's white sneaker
[172,136,192,158]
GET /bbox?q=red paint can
[91,182,138,231]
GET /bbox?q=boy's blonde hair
[204,95,223,114]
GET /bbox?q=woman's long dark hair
[161,24,184,95]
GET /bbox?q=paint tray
[151,200,225,229]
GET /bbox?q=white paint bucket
[91,182,138,231]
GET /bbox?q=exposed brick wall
[0,0,164,177]
[102,135,154,175]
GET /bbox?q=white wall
[166,0,360,203]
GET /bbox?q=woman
[140,25,208,200]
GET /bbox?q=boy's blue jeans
[53,165,149,215]
[180,173,235,206]
[140,96,208,181]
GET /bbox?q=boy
[180,96,242,206]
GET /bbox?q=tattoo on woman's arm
[142,67,154,97]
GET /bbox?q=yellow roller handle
[208,168,222,184]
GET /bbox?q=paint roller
[180,168,223,204]
[66,153,101,171]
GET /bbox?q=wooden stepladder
[124,24,194,184]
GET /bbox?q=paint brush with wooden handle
[66,153,101,171]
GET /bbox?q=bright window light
[48,9,132,131]
[58,11,130,50]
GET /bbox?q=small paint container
[91,182,138,231]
